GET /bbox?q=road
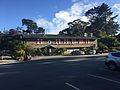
[0,56,120,90]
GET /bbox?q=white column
[56,39,58,44]
[41,39,43,44]
[59,39,61,44]
[67,39,69,44]
[72,39,74,44]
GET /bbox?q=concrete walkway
[32,53,108,60]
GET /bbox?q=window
[111,52,120,57]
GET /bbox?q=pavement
[0,53,108,64]
[0,55,120,90]
[0,56,19,64]
[32,53,108,60]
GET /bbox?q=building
[22,34,98,54]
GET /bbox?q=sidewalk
[0,53,108,64]
[0,56,18,64]
[32,53,108,60]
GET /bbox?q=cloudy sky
[0,0,120,34]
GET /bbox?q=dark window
[111,52,120,57]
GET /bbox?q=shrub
[35,48,42,56]
[98,42,108,52]
[12,49,25,60]
[25,47,35,55]
[15,49,25,57]
[81,48,89,54]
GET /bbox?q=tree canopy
[59,3,119,38]
[85,3,119,37]
[22,19,45,34]
[59,19,89,36]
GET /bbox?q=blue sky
[0,0,120,34]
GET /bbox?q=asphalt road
[0,56,120,90]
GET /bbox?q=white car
[105,51,120,70]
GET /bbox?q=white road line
[88,74,120,84]
[65,82,81,90]
[99,68,120,74]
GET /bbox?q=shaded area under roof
[22,34,98,40]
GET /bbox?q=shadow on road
[0,56,120,90]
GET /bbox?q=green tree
[13,49,25,60]
[98,42,108,52]
[9,29,19,35]
[10,40,26,59]
[22,19,38,34]
[85,3,119,37]
[34,27,45,34]
[22,19,45,34]
[59,19,89,36]
[99,36,120,49]
[116,34,120,42]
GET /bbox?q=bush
[81,48,89,54]
[41,49,48,56]
[98,42,108,52]
[16,49,25,56]
[99,37,120,49]
[12,49,25,60]
[35,48,42,56]
[25,48,36,56]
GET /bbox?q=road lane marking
[99,68,120,74]
[65,82,81,90]
[88,74,120,84]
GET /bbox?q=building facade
[22,34,98,54]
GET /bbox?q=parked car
[71,50,84,55]
[96,50,102,54]
[88,50,96,55]
[105,51,120,70]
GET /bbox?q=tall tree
[85,3,119,37]
[22,19,38,34]
[59,19,89,36]
[34,27,45,34]
[9,29,21,35]
[8,28,22,35]
[16,26,23,34]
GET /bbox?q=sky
[0,0,120,34]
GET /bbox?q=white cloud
[112,4,120,24]
[113,4,120,11]
[113,4,120,17]
[36,18,56,34]
[36,2,95,34]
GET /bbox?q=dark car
[96,50,102,54]
[71,50,84,55]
